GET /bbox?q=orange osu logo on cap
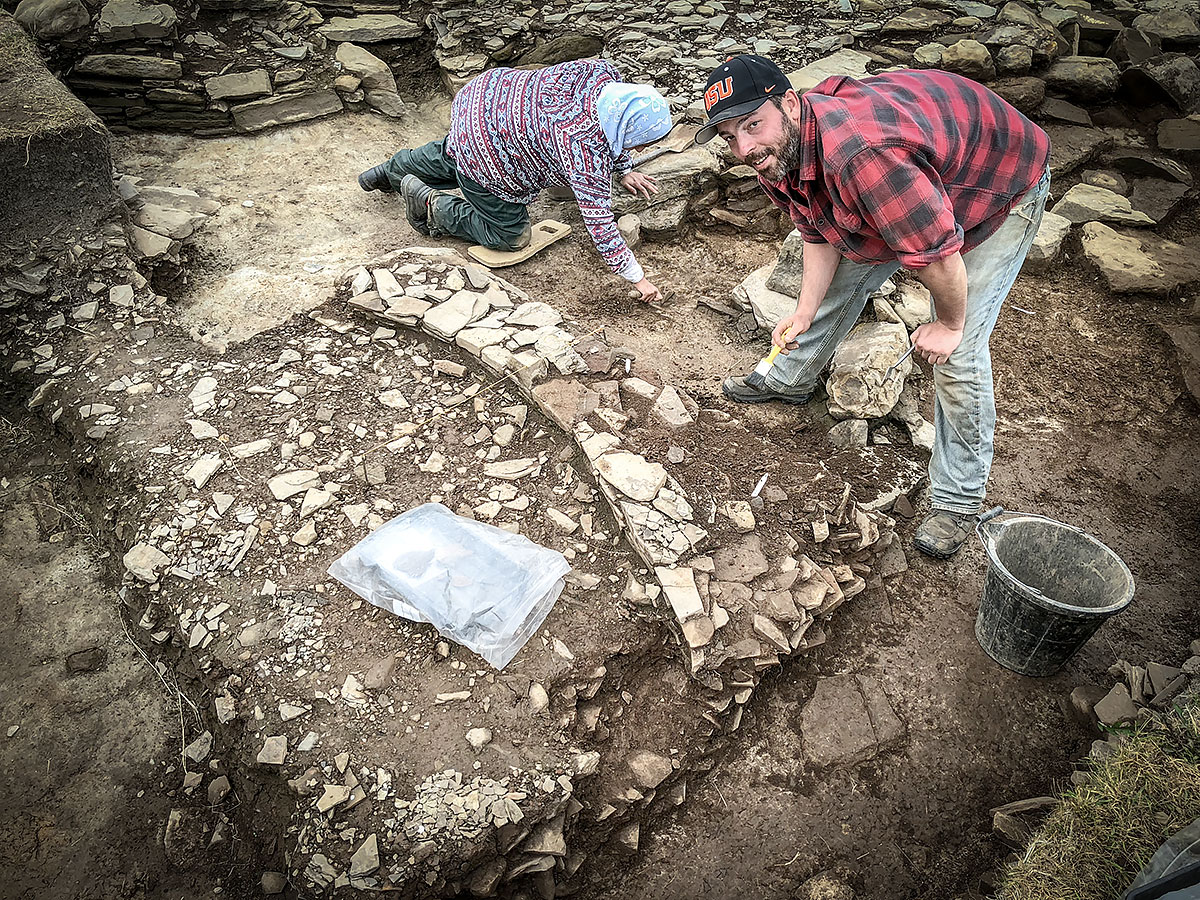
[704,76,733,111]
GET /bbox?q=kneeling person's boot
[400,174,435,236]
[358,163,394,193]
[508,223,532,252]
[913,509,979,559]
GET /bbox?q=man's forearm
[914,252,968,331]
[796,240,841,318]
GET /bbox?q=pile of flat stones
[990,641,1200,848]
[14,0,417,132]
[341,249,906,701]
[1,204,909,895]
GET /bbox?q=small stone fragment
[466,728,493,751]
[257,736,287,765]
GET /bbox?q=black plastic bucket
[975,508,1135,677]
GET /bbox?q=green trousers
[381,137,531,251]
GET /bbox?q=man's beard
[748,115,803,183]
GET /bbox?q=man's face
[715,93,803,183]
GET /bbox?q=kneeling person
[697,55,1051,558]
[359,59,670,302]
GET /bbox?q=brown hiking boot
[913,510,979,559]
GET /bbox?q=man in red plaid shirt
[698,55,1051,559]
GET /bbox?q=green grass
[0,15,101,142]
[999,697,1200,900]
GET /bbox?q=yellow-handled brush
[744,326,798,388]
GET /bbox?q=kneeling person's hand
[620,172,659,201]
[633,278,661,303]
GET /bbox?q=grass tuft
[999,698,1200,900]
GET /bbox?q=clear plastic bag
[327,503,569,669]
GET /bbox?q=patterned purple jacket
[447,60,642,282]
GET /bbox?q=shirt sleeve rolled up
[840,145,964,269]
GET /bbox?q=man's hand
[633,278,661,303]
[771,310,814,354]
[620,172,659,201]
[910,321,964,365]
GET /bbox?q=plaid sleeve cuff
[795,218,825,242]
[843,145,961,268]
[896,223,964,268]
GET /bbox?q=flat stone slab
[74,53,183,81]
[786,49,873,93]
[1081,222,1200,294]
[97,0,177,41]
[594,451,668,502]
[712,533,769,583]
[1044,124,1112,178]
[318,14,422,42]
[231,90,343,133]
[1051,183,1155,226]
[206,69,272,101]
[801,674,904,768]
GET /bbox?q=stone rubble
[7,0,1200,896]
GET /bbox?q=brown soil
[5,104,1198,900]
[569,249,1200,900]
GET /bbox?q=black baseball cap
[696,54,792,144]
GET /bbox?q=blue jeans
[381,137,531,251]
[765,168,1051,514]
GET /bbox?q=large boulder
[1043,56,1121,102]
[1133,11,1200,47]
[14,0,89,41]
[97,0,176,42]
[1108,28,1163,67]
[1051,183,1155,226]
[1080,222,1200,294]
[940,39,995,82]
[335,42,396,93]
[979,23,1066,66]
[1121,56,1200,114]
[826,322,912,420]
[989,76,1045,114]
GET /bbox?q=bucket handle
[976,506,1088,542]
[975,506,1092,607]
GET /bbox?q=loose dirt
[0,420,233,900]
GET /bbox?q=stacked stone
[13,0,421,132]
[423,0,864,105]
[339,247,906,726]
[855,2,1200,294]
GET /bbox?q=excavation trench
[3,9,1200,900]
